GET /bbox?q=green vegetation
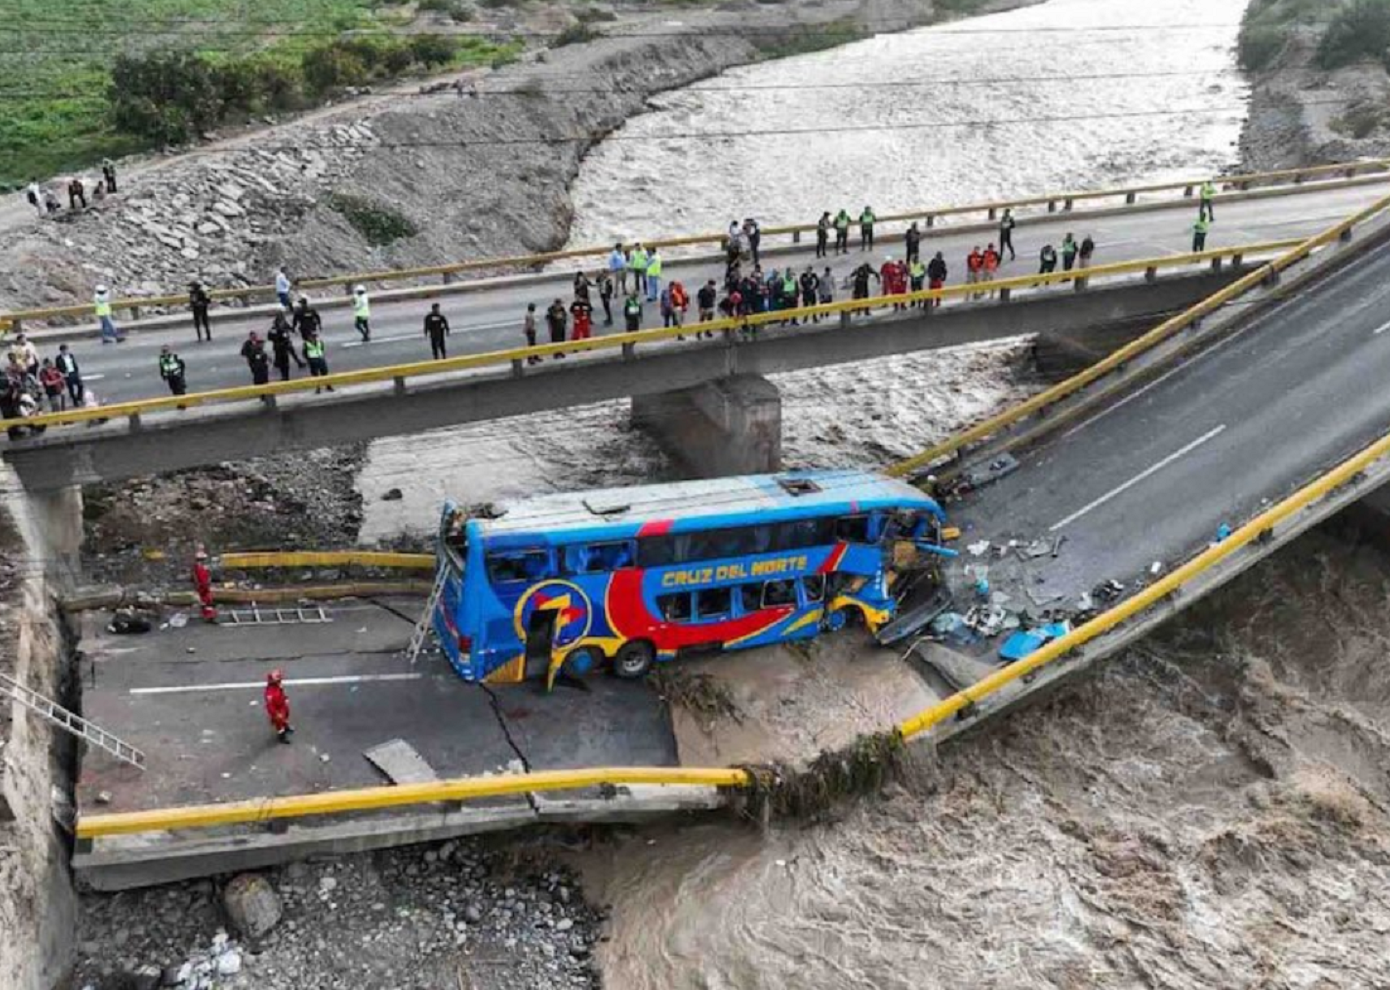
[750,19,865,60]
[1333,102,1385,138]
[327,191,419,245]
[551,22,601,47]
[1318,0,1390,69]
[1237,0,1325,71]
[0,0,519,188]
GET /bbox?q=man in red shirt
[264,670,294,744]
[966,247,985,299]
[192,549,217,623]
[982,243,1001,296]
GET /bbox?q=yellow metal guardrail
[0,240,1296,434]
[886,190,1390,478]
[220,551,435,570]
[76,766,751,837]
[5,159,1386,331]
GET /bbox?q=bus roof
[470,470,940,542]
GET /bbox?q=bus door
[523,608,557,681]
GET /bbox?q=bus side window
[658,593,692,622]
[564,541,635,574]
[835,515,871,543]
[737,583,763,615]
[696,587,732,620]
[802,575,826,603]
[763,580,797,608]
[487,551,550,585]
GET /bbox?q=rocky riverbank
[68,836,604,990]
[1238,4,1390,170]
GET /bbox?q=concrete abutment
[632,374,782,477]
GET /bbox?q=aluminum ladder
[226,602,332,626]
[405,566,448,665]
[0,671,146,770]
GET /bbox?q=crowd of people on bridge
[1,183,1230,433]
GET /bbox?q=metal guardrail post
[988,207,997,220]
[839,311,851,329]
[1183,185,1194,198]
[622,341,635,360]
[1144,266,1158,282]
[999,287,1011,303]
[511,358,524,377]
[1125,192,1136,204]
[792,230,801,244]
[261,395,276,410]
[130,305,141,321]
[1293,173,1304,184]
[1340,227,1355,243]
[1047,200,1056,213]
[1063,197,1074,211]
[924,214,934,228]
[1231,253,1244,268]
[393,376,406,396]
[443,272,456,285]
[1209,258,1222,272]
[128,413,141,430]
[1073,275,1088,292]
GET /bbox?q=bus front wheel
[613,641,655,680]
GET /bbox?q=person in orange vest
[966,246,985,298]
[982,243,1001,295]
[264,670,294,744]
[569,297,593,342]
[192,549,217,622]
[669,280,689,328]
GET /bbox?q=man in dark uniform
[424,303,451,360]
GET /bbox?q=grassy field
[0,0,517,188]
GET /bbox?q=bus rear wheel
[613,641,655,680]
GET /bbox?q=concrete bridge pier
[631,374,782,477]
[27,485,85,588]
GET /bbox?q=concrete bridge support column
[631,374,782,477]
[28,485,84,588]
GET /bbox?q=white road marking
[1048,424,1227,532]
[84,373,105,382]
[129,672,422,695]
[1372,319,1390,336]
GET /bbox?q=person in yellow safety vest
[94,285,125,344]
[645,248,663,302]
[1192,215,1210,253]
[1199,180,1216,222]
[909,257,927,307]
[630,244,649,296]
[302,331,334,393]
[352,285,371,342]
[833,209,851,254]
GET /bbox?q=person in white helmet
[352,284,371,342]
[93,285,125,343]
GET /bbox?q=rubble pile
[72,838,602,990]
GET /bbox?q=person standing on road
[908,256,926,303]
[192,548,217,623]
[545,298,567,358]
[93,285,125,343]
[834,209,851,254]
[572,271,592,306]
[25,179,43,218]
[596,269,615,327]
[1039,243,1058,274]
[744,218,762,267]
[570,296,594,341]
[982,243,1001,295]
[1192,215,1210,252]
[1060,233,1079,272]
[268,308,303,381]
[816,212,831,259]
[800,266,820,318]
[850,261,879,310]
[264,669,294,744]
[858,206,876,251]
[189,280,212,342]
[999,208,1017,261]
[424,303,451,359]
[101,158,118,194]
[1199,180,1216,222]
[522,302,541,364]
[927,251,947,308]
[623,291,642,332]
[904,221,922,265]
[645,247,663,303]
[352,285,371,342]
[55,344,83,406]
[38,359,65,412]
[629,244,649,300]
[158,345,187,398]
[697,279,717,335]
[966,246,984,297]
[275,267,292,309]
[9,334,38,377]
[1078,234,1095,269]
[292,297,323,339]
[240,332,271,386]
[607,243,627,295]
[818,266,835,308]
[302,330,332,392]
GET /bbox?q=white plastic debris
[168,612,189,628]
[1150,561,1164,575]
[967,540,990,557]
[215,950,242,976]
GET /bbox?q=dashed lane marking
[130,672,424,695]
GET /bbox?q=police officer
[1192,215,1210,252]
[352,285,371,342]
[545,298,567,359]
[623,292,642,333]
[1039,243,1058,274]
[904,221,922,265]
[646,248,663,303]
[240,332,271,386]
[302,330,333,392]
[858,206,876,251]
[834,209,851,254]
[1199,180,1216,222]
[816,212,831,259]
[596,269,615,326]
[268,308,303,381]
[293,296,323,338]
[158,345,187,397]
[424,303,450,360]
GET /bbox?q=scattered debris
[364,738,440,785]
[381,488,404,502]
[966,540,991,557]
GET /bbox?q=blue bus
[433,469,949,687]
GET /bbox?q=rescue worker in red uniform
[265,670,294,743]
[192,549,217,622]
